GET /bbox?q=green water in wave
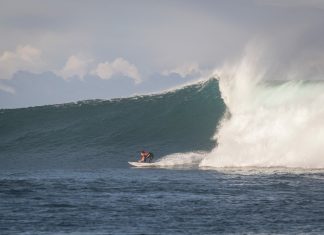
[0,79,226,170]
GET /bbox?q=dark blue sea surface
[1,168,324,234]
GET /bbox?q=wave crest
[201,52,324,169]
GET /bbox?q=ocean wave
[0,78,225,169]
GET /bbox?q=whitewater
[156,53,324,169]
[201,80,324,168]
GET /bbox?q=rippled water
[1,168,324,234]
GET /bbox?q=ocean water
[1,77,324,234]
[1,168,324,234]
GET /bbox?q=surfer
[139,150,154,163]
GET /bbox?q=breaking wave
[200,53,324,169]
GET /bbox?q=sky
[1,0,324,108]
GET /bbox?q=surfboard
[128,161,155,167]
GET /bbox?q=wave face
[0,79,225,170]
[200,55,324,169]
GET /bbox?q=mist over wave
[200,53,324,169]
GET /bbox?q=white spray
[200,49,324,169]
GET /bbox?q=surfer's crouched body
[139,151,154,163]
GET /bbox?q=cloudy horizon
[1,0,324,108]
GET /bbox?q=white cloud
[92,58,141,84]
[163,63,202,78]
[0,45,45,80]
[58,55,92,80]
[0,44,142,84]
[0,82,15,94]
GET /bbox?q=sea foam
[200,51,324,169]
